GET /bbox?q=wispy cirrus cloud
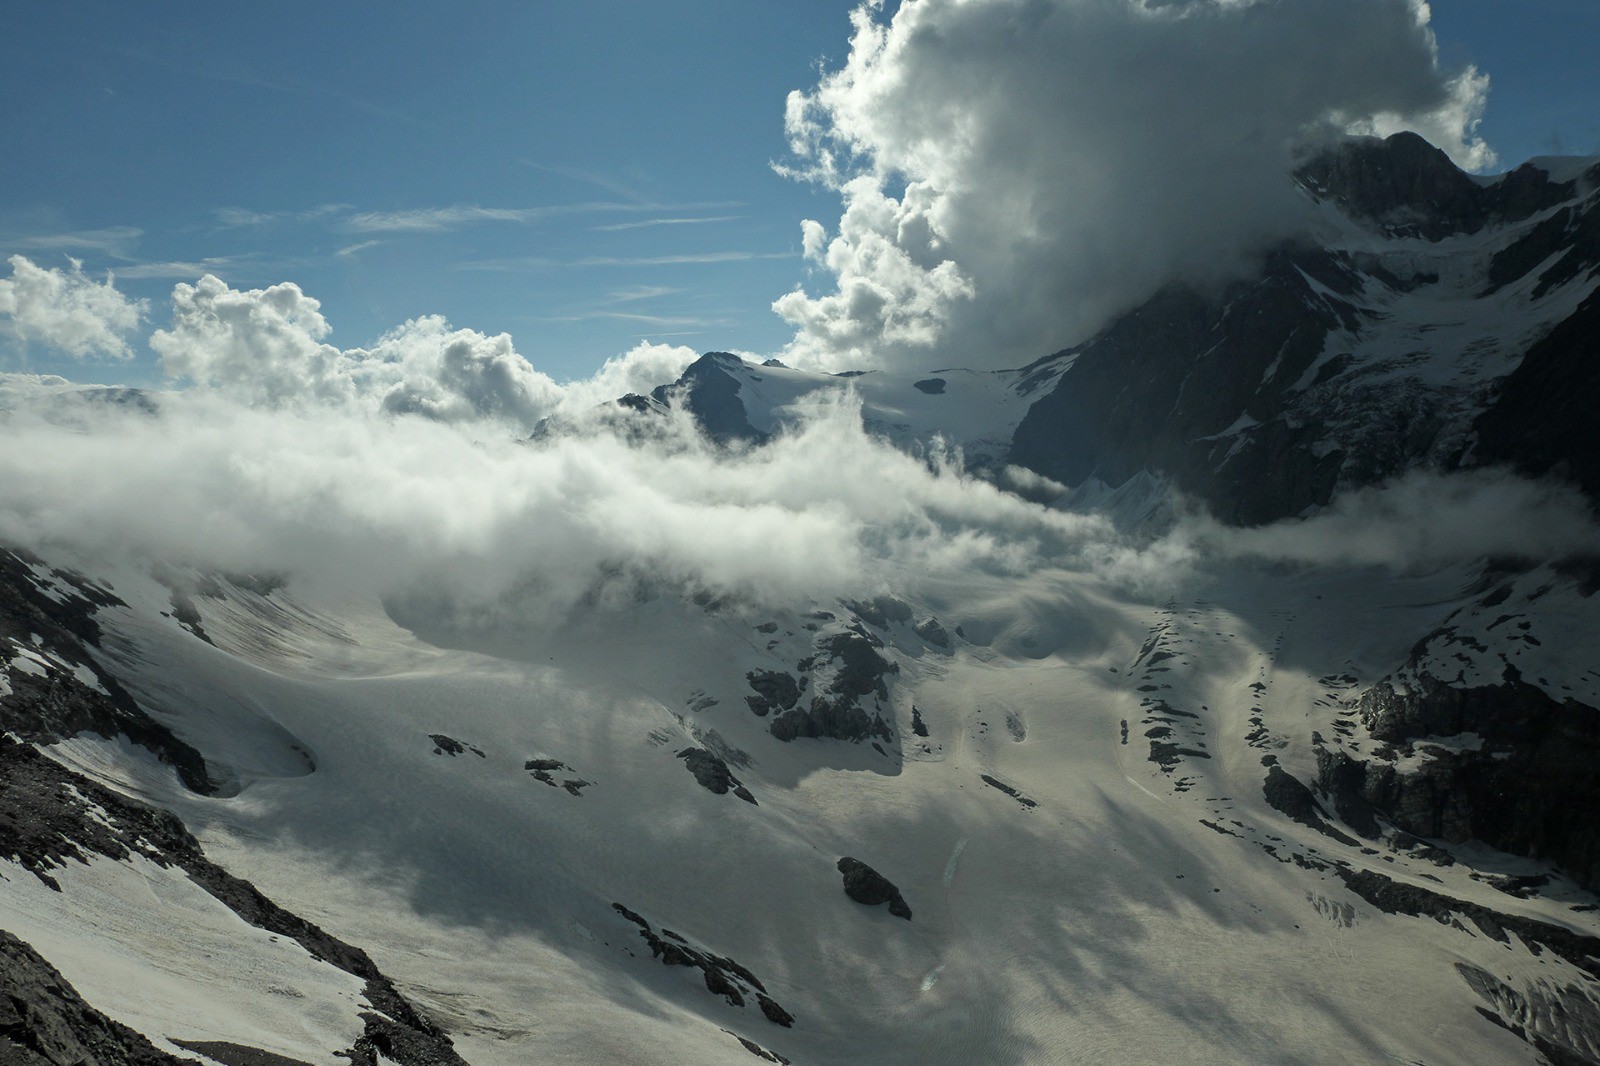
[60,33,416,125]
[543,311,728,330]
[112,258,237,281]
[5,226,144,259]
[593,215,743,232]
[578,251,794,267]
[603,285,679,303]
[345,204,578,233]
[335,240,385,258]
[212,204,351,229]
[344,200,741,234]
[517,160,648,202]
[457,250,796,272]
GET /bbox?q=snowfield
[6,546,1596,1065]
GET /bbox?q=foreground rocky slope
[0,551,466,1066]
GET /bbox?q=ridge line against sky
[2,0,1598,387]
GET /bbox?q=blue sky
[3,0,1597,386]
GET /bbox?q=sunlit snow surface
[8,551,1594,1066]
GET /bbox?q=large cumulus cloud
[151,275,350,404]
[775,0,1494,371]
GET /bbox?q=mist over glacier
[2,362,1594,635]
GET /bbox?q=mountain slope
[1009,133,1600,523]
[5,543,1600,1065]
[4,134,1600,1066]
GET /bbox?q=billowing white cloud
[1348,67,1495,172]
[369,316,564,426]
[0,255,148,359]
[775,0,1495,371]
[0,372,74,409]
[151,275,348,404]
[148,275,577,430]
[554,340,698,412]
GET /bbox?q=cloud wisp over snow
[1188,468,1600,573]
[775,0,1494,371]
[0,386,1130,623]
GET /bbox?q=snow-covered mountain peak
[638,348,1070,471]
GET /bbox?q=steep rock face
[1008,133,1600,524]
[1316,672,1600,888]
[1007,247,1364,524]
[1457,962,1600,1066]
[0,928,189,1066]
[1307,565,1600,891]
[0,738,466,1065]
[0,561,467,1065]
[1473,285,1600,500]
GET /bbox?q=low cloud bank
[2,372,1593,635]
[0,388,1124,620]
[3,267,1593,625]
[1186,468,1600,572]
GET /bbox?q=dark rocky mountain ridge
[1009,132,1600,524]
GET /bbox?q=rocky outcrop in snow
[610,903,794,1027]
[1317,670,1600,887]
[768,627,896,744]
[678,747,758,804]
[836,857,912,920]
